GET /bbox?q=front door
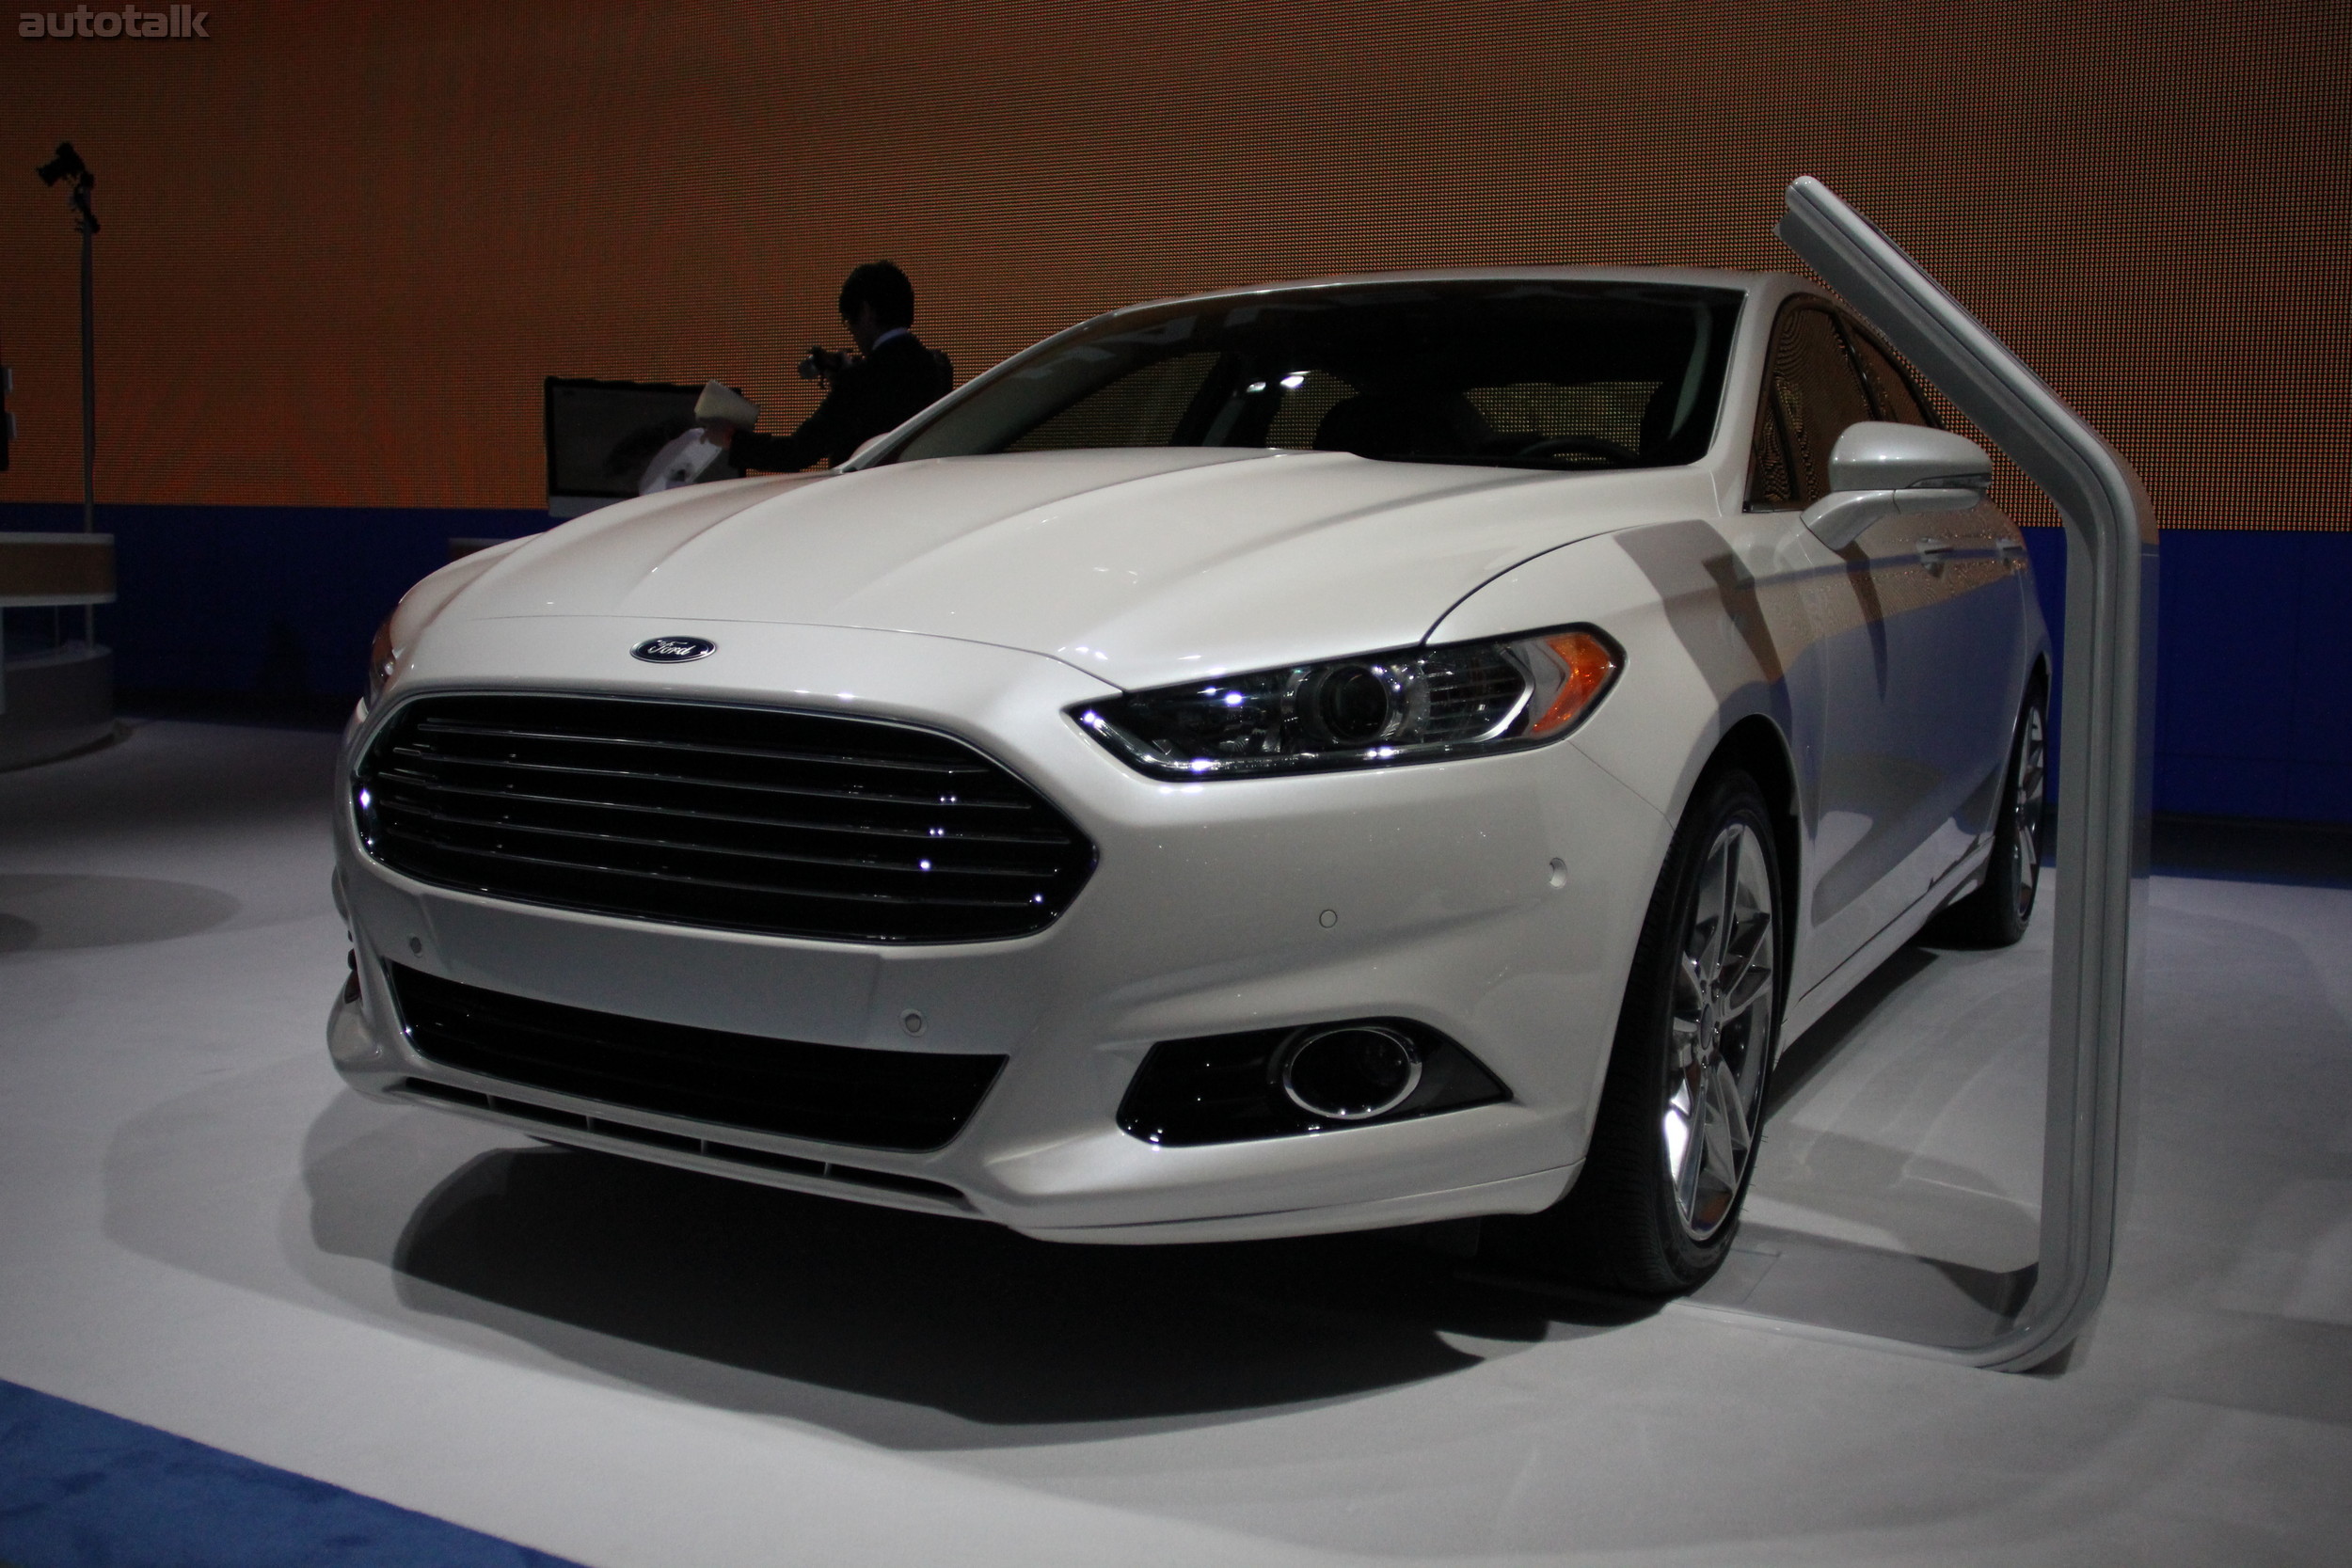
[1747,300,1978,995]
[1838,323,2034,895]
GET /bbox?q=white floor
[4,721,2349,1567]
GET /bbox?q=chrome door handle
[1916,538,1953,571]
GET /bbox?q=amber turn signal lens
[1524,630,1618,738]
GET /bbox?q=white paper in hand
[640,430,730,495]
[693,380,760,427]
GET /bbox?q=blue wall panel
[2154,532,2299,774]
[2283,531,2352,820]
[5,503,2346,822]
[2020,524,2349,824]
[1,502,544,700]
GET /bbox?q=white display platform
[0,531,116,770]
[2,722,2347,1567]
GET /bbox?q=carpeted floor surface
[0,1378,580,1568]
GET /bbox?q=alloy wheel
[2011,704,2047,926]
[1662,818,1776,1242]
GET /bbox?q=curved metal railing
[1702,178,2157,1370]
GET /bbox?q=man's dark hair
[839,261,915,329]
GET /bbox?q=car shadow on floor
[0,873,241,953]
[383,1142,1658,1441]
[356,943,1999,1442]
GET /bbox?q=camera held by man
[797,344,857,386]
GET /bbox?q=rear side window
[1747,303,1876,509]
[1844,326,1935,427]
[1749,391,1795,508]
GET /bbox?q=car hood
[438,447,1717,690]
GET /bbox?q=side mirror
[1801,420,1993,550]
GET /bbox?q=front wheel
[1491,768,1782,1293]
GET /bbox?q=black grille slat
[374,758,1041,830]
[389,964,1002,1150]
[372,770,1064,844]
[371,832,1050,911]
[356,693,1097,942]
[387,738,1033,809]
[370,794,1067,881]
[410,716,1001,778]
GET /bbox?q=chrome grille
[355,693,1095,942]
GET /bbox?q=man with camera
[704,261,952,472]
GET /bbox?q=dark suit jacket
[729,333,952,472]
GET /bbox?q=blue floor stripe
[0,1380,585,1568]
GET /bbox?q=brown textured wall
[1,0,2344,527]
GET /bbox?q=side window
[1749,391,1795,508]
[1842,325,1935,427]
[1748,304,1876,509]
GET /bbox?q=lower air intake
[388,963,1003,1152]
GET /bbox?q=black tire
[1490,768,1783,1294]
[1926,686,2048,949]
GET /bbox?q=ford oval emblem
[631,636,716,663]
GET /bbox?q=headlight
[1073,626,1619,779]
[366,616,400,706]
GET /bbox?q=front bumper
[331,616,1666,1242]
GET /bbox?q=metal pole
[35,145,100,646]
[79,207,94,536]
[75,175,97,646]
[1743,177,2154,1371]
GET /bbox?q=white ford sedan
[330,268,2048,1292]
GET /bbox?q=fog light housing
[1279,1024,1421,1119]
[1118,1017,1506,1146]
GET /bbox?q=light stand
[37,141,99,643]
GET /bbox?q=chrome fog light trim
[1118,1017,1506,1146]
[1277,1024,1422,1120]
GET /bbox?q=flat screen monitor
[543,376,741,517]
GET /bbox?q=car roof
[1099,265,1799,320]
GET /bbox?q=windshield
[881,279,1743,471]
